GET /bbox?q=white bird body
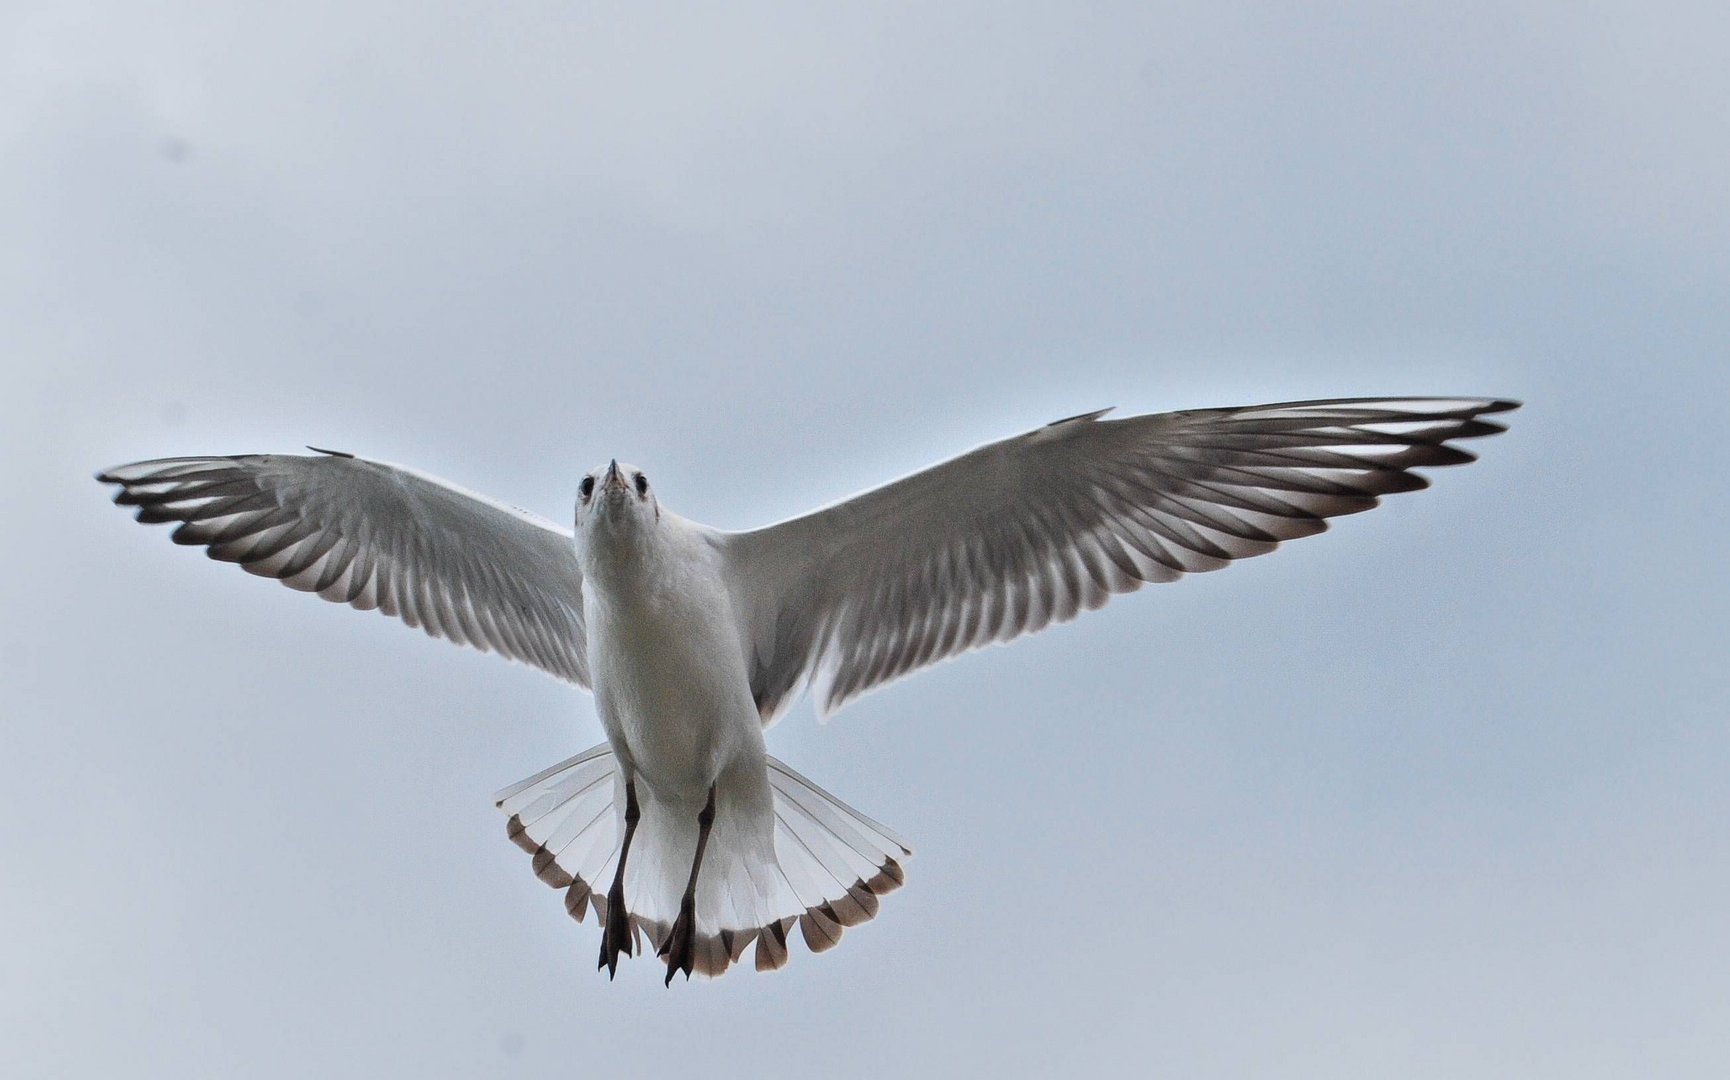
[576,496,792,978]
[580,503,759,803]
[97,396,1518,982]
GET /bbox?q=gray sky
[5,3,1728,1077]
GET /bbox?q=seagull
[96,395,1517,983]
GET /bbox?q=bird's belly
[587,593,760,803]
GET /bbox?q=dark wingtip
[306,445,355,458]
[1046,406,1115,427]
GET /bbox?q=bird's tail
[494,744,910,977]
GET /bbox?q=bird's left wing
[97,452,590,686]
[722,397,1516,722]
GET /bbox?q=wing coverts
[97,453,590,685]
[729,397,1518,720]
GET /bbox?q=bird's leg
[598,775,640,979]
[659,783,717,986]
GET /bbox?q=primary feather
[97,452,590,686]
[724,397,1518,720]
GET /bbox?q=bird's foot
[597,883,632,979]
[658,896,697,986]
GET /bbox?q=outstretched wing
[97,451,590,686]
[724,397,1517,721]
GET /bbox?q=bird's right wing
[97,451,591,687]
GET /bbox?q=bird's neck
[579,517,698,604]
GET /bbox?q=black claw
[660,783,716,988]
[661,900,697,987]
[598,777,642,981]
[598,885,633,979]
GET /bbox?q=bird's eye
[634,473,649,496]
[579,476,595,501]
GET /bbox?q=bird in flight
[97,396,1516,984]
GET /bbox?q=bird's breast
[583,551,759,793]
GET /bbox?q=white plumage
[97,396,1516,982]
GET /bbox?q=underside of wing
[97,451,590,686]
[727,397,1518,721]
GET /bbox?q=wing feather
[97,451,590,686]
[725,397,1516,720]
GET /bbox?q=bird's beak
[603,459,625,494]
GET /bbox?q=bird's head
[575,459,657,539]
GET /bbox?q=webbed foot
[658,896,697,986]
[597,882,633,979]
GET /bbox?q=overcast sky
[5,3,1728,1077]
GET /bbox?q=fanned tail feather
[494,745,909,978]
